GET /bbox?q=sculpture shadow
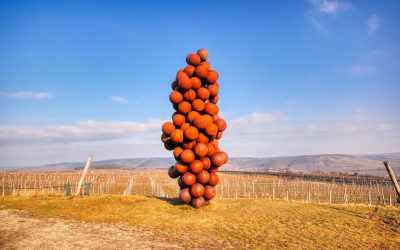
[320,204,367,219]
[155,196,186,206]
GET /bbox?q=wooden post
[65,183,71,197]
[383,161,400,203]
[227,181,230,198]
[368,191,372,206]
[221,181,224,198]
[272,184,275,200]
[85,183,90,196]
[252,181,255,198]
[75,154,93,196]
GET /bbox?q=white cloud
[109,96,129,104]
[1,112,396,147]
[306,0,350,33]
[0,91,53,99]
[1,111,399,167]
[348,64,377,76]
[308,17,327,33]
[223,110,400,157]
[228,111,399,140]
[0,120,162,145]
[308,0,351,16]
[367,14,379,34]
[0,138,166,167]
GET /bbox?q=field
[1,195,399,249]
[1,170,399,249]
[1,170,398,206]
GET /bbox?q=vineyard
[1,170,398,206]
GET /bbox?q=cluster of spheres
[161,48,228,208]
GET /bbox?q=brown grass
[1,195,399,249]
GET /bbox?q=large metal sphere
[162,122,176,135]
[194,143,208,157]
[193,115,209,130]
[181,139,196,149]
[183,126,199,141]
[178,76,192,90]
[179,188,192,203]
[206,70,219,84]
[178,101,192,114]
[189,160,203,174]
[211,152,225,167]
[173,147,183,161]
[194,66,208,79]
[184,65,195,77]
[214,119,227,132]
[180,149,195,164]
[172,113,186,127]
[208,173,219,186]
[200,157,211,170]
[186,53,201,66]
[197,48,209,61]
[168,166,180,179]
[191,196,205,208]
[197,170,210,184]
[169,91,183,105]
[175,162,188,174]
[178,176,187,189]
[204,185,216,200]
[190,77,202,90]
[190,183,205,198]
[204,103,219,115]
[187,111,200,123]
[170,129,184,144]
[192,99,205,112]
[220,151,229,164]
[182,172,196,186]
[208,83,219,96]
[196,133,209,144]
[183,89,196,102]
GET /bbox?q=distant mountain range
[4,153,400,176]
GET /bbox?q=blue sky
[0,0,399,167]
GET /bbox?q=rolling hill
[6,153,400,176]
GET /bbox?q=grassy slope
[1,195,399,249]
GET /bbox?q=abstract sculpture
[161,48,228,208]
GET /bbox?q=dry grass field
[1,195,399,249]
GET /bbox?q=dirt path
[0,210,181,250]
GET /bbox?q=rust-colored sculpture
[162,48,228,208]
